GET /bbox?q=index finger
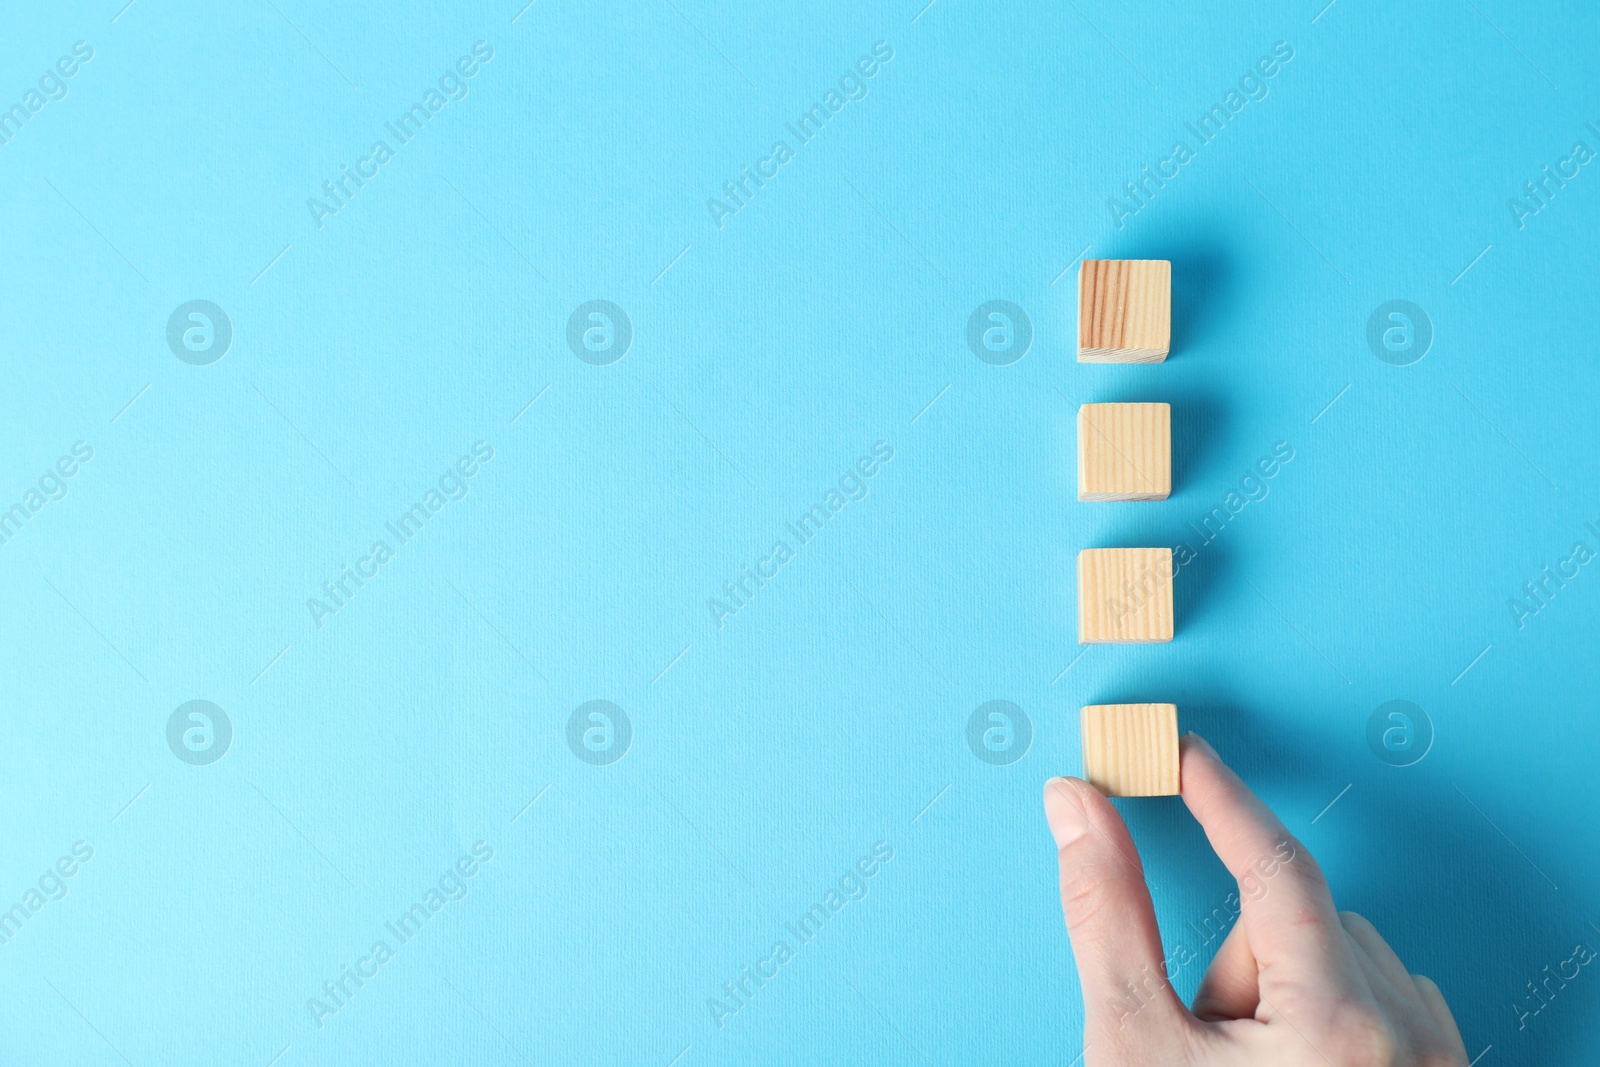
[1179,734,1366,1006]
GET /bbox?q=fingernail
[1185,732,1218,758]
[1043,777,1089,848]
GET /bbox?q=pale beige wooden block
[1078,259,1171,363]
[1078,548,1173,643]
[1081,703,1180,797]
[1078,403,1170,501]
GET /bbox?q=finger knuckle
[1059,862,1120,932]
[1320,1004,1398,1066]
[1338,910,1377,938]
[1280,901,1336,939]
[1281,847,1329,889]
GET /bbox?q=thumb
[1043,778,1187,1043]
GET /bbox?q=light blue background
[2,1,1598,1064]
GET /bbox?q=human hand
[1042,734,1467,1066]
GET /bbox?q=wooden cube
[1078,259,1171,363]
[1081,703,1180,796]
[1078,403,1170,501]
[1078,548,1173,643]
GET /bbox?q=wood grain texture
[1078,548,1174,643]
[1078,403,1171,501]
[1080,703,1180,797]
[1078,259,1171,363]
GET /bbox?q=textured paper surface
[1,3,1596,1064]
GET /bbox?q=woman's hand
[1043,734,1467,1066]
